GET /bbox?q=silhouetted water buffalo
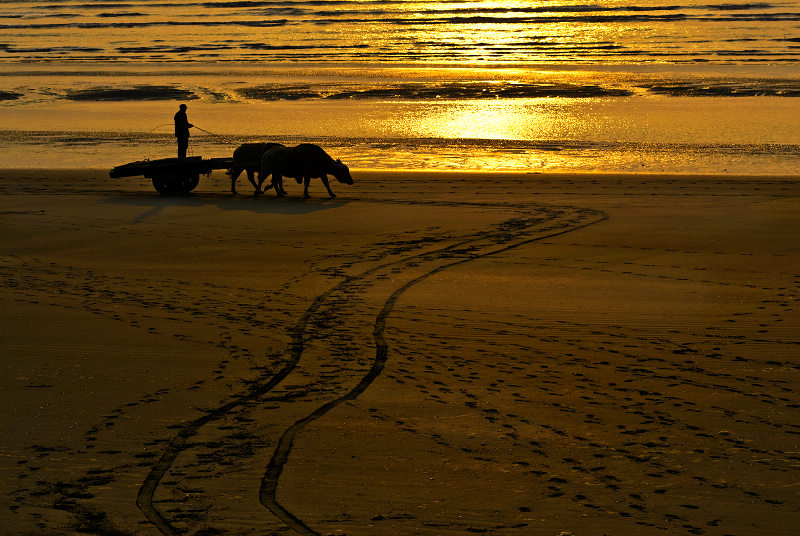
[227,142,284,195]
[256,143,353,198]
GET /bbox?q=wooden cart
[109,156,233,194]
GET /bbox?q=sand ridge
[1,170,798,535]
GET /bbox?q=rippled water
[1,1,799,173]
[3,1,800,64]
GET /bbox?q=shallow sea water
[3,1,800,64]
[1,1,799,173]
[2,64,799,173]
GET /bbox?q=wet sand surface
[1,170,798,535]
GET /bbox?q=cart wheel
[152,173,177,195]
[151,173,199,195]
[178,173,200,194]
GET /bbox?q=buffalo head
[334,159,354,185]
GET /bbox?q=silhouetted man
[174,104,193,158]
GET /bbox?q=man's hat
[179,104,187,109]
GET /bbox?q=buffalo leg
[229,168,243,194]
[270,175,286,197]
[248,169,276,193]
[254,170,270,198]
[274,174,287,197]
[246,170,259,192]
[303,176,312,198]
[320,174,336,198]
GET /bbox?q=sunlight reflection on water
[1,66,799,173]
[410,100,550,140]
[3,0,799,64]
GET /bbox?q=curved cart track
[0,177,608,534]
[131,200,607,535]
[5,174,800,536]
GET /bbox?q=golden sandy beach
[1,169,798,536]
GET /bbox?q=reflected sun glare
[411,99,544,141]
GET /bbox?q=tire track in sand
[136,201,606,535]
[258,204,607,535]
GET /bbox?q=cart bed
[110,156,233,194]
